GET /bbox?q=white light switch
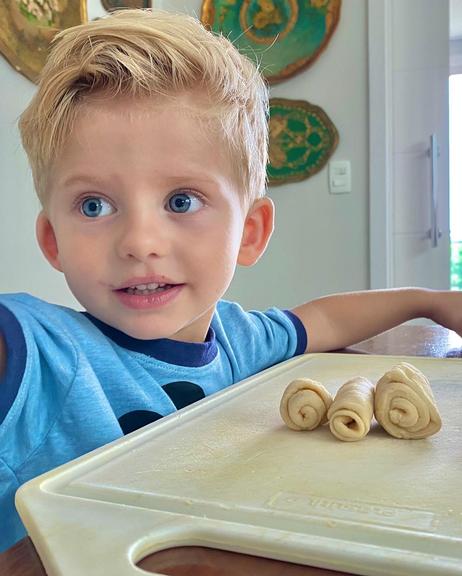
[329,160,351,194]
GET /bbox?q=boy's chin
[114,321,170,341]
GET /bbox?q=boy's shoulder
[213,298,306,354]
[0,293,89,392]
[0,292,80,319]
[214,299,300,330]
[0,291,82,334]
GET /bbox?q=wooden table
[1,325,461,576]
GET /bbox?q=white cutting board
[15,354,462,576]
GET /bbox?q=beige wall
[0,0,369,311]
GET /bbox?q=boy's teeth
[134,283,159,290]
[125,282,169,295]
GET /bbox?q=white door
[369,0,450,290]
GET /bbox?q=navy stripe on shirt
[283,309,308,355]
[83,309,307,366]
[0,304,27,425]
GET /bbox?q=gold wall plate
[0,0,87,83]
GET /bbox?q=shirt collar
[82,312,218,367]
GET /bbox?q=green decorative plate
[268,97,338,186]
[200,0,341,84]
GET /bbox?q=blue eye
[167,192,203,214]
[80,197,114,218]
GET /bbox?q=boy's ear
[237,197,274,267]
[36,211,63,272]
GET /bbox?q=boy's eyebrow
[164,175,221,185]
[61,175,107,188]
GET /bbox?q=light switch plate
[329,160,351,194]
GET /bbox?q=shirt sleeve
[212,300,308,382]
[0,294,79,468]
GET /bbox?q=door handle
[428,133,442,247]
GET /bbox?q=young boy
[0,9,460,552]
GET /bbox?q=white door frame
[368,0,394,289]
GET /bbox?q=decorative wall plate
[268,97,338,186]
[201,0,341,84]
[0,0,87,83]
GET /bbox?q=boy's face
[37,93,273,342]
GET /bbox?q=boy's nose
[116,213,171,261]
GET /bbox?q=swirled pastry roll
[327,377,375,441]
[374,362,442,439]
[280,378,333,431]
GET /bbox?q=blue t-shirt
[0,292,307,552]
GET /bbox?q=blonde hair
[19,9,269,205]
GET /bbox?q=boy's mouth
[113,280,184,310]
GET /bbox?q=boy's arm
[291,288,462,353]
